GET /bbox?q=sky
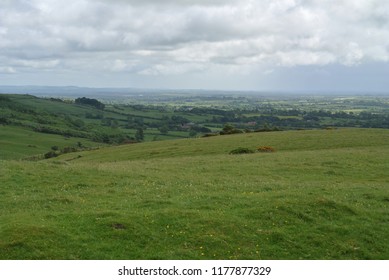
[1,0,389,93]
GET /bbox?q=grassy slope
[0,126,102,160]
[58,128,389,162]
[1,94,200,148]
[0,128,388,259]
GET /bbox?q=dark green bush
[202,133,218,137]
[229,147,255,154]
[220,124,243,135]
[61,147,77,154]
[44,151,58,159]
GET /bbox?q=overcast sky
[1,0,389,93]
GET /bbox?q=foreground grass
[0,128,388,259]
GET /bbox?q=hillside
[2,93,389,162]
[1,128,388,259]
[0,126,102,160]
[0,93,195,155]
[57,127,389,162]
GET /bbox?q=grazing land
[1,127,388,259]
[0,92,388,259]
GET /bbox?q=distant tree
[111,120,119,129]
[101,118,112,127]
[171,115,190,124]
[134,117,144,126]
[126,116,135,128]
[44,151,58,159]
[0,116,10,125]
[135,127,144,142]
[159,125,169,135]
[75,97,105,110]
[220,124,243,135]
[221,124,234,134]
[189,129,197,137]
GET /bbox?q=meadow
[1,128,388,259]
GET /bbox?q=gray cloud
[1,0,389,90]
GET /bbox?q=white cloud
[0,66,16,74]
[342,42,364,66]
[1,0,389,90]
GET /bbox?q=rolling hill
[1,128,388,259]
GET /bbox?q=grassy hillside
[0,126,102,160]
[1,128,388,259]
[0,94,192,153]
[58,127,389,162]
[2,93,389,161]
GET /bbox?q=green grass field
[0,126,102,160]
[0,128,388,259]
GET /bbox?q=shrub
[202,133,218,137]
[229,147,255,154]
[220,124,243,135]
[0,116,10,125]
[61,146,77,154]
[44,151,58,159]
[257,146,276,153]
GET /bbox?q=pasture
[1,128,388,259]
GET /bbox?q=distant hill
[0,85,153,97]
[0,85,261,98]
[2,85,389,98]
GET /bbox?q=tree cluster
[75,97,105,110]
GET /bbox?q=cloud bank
[1,0,389,91]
